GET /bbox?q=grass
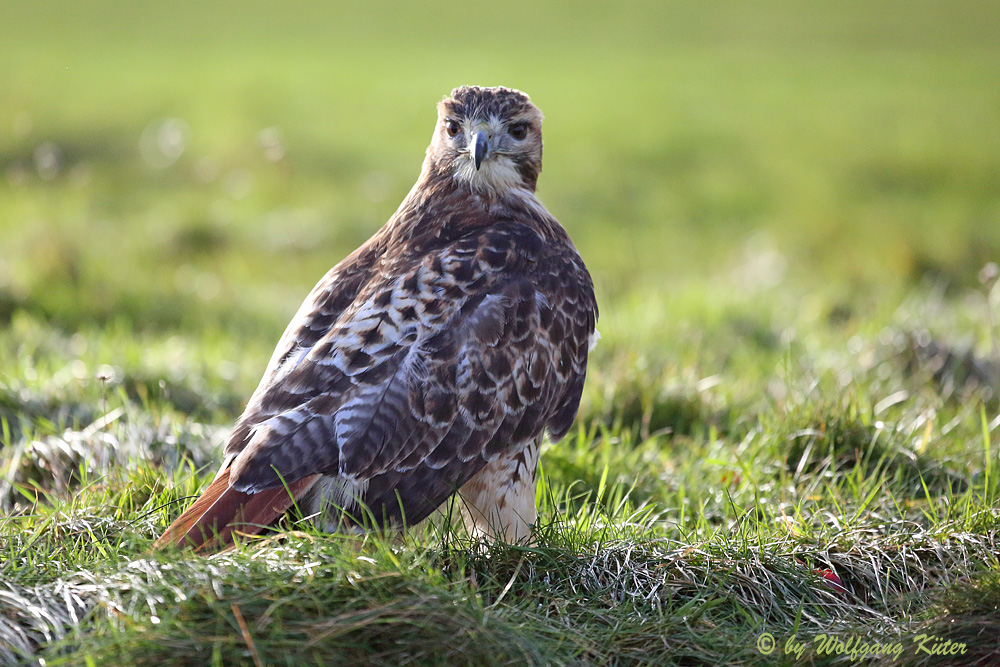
[2,1,1000,665]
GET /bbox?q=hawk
[155,86,598,551]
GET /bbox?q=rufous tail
[154,467,320,552]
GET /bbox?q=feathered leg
[458,438,540,543]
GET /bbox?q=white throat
[453,155,525,195]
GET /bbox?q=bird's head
[429,86,544,195]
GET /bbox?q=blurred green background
[5,7,1000,662]
[1,0,999,424]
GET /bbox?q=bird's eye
[508,123,529,140]
[445,120,461,137]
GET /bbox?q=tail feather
[154,467,321,552]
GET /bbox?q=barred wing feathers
[156,220,595,549]
[229,222,595,524]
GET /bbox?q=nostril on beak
[473,131,489,170]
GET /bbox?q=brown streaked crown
[430,86,545,193]
[439,86,538,122]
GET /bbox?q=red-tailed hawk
[156,86,598,551]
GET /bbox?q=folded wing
[156,222,595,549]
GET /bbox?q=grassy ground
[2,1,1000,665]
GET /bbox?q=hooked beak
[472,130,489,170]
